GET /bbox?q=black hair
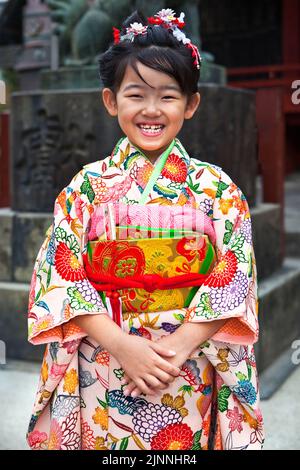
[98,10,200,96]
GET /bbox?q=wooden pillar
[256,88,285,260]
[282,0,300,172]
[0,112,10,207]
[282,0,300,64]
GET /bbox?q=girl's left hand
[121,334,193,397]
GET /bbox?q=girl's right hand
[114,334,181,396]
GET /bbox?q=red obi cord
[82,253,209,326]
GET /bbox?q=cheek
[168,108,186,126]
[118,104,138,122]
[168,102,186,116]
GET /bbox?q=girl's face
[102,62,200,162]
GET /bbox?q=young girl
[26,9,264,450]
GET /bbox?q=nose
[141,99,162,117]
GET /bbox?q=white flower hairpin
[112,9,202,69]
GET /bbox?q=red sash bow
[82,253,209,326]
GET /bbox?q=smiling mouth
[137,124,165,136]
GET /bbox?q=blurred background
[0,0,300,450]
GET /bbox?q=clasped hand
[115,332,192,398]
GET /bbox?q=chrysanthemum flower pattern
[132,403,183,442]
[199,198,213,216]
[240,219,253,244]
[209,270,249,312]
[151,422,194,450]
[55,243,86,282]
[81,420,96,450]
[161,153,188,183]
[203,250,238,288]
[74,279,103,307]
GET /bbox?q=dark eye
[128,94,143,98]
[163,96,177,100]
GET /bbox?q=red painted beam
[228,63,300,76]
[256,88,286,260]
[228,78,296,89]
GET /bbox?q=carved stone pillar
[15,0,52,90]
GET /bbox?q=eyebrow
[122,83,181,92]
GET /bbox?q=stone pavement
[0,360,40,451]
[0,359,299,450]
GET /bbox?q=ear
[184,92,201,120]
[102,88,118,116]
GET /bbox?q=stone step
[255,257,300,372]
[0,281,44,362]
[1,257,300,373]
[0,208,52,283]
[259,345,299,400]
[251,202,282,280]
[284,172,300,258]
[285,231,300,258]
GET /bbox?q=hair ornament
[112,9,202,69]
[112,27,121,44]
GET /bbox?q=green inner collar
[137,139,176,204]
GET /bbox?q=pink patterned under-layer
[88,202,216,244]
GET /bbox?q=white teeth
[138,124,164,134]
[139,125,163,129]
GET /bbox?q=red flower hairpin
[112,9,202,69]
[112,27,121,44]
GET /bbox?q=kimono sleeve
[188,168,259,345]
[28,170,108,346]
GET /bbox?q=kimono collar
[109,136,191,203]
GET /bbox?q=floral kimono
[26,136,264,450]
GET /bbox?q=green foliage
[218,385,231,412]
[191,430,202,450]
[119,437,129,450]
[80,174,95,203]
[216,181,229,198]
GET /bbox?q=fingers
[121,363,179,394]
[124,379,165,398]
[122,373,172,398]
[130,386,141,398]
[152,367,177,384]
[123,384,137,396]
[150,344,181,376]
[122,366,177,387]
[123,378,156,397]
[121,375,129,385]
[123,381,143,398]
[143,374,168,391]
[155,357,181,377]
[151,342,177,357]
[123,380,138,396]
